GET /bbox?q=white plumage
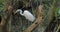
[15,9,35,22]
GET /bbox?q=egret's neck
[20,10,23,16]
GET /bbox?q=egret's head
[16,9,22,13]
[14,9,22,15]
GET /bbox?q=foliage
[54,0,60,17]
[0,0,4,16]
[54,8,59,17]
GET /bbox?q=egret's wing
[23,10,35,22]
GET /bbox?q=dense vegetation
[0,0,60,32]
[0,0,60,17]
[0,0,4,16]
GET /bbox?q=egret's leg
[25,19,28,27]
[27,20,32,27]
[21,18,27,31]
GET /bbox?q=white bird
[15,9,35,22]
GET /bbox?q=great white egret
[15,9,35,22]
